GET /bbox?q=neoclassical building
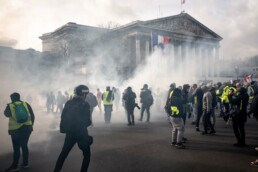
[39,12,222,78]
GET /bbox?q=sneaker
[201,131,209,135]
[171,142,176,146]
[196,128,200,132]
[175,143,186,149]
[20,164,29,169]
[182,137,188,143]
[209,130,216,134]
[191,121,196,125]
[5,166,19,172]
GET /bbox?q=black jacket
[60,96,91,136]
[123,90,136,111]
[228,93,249,121]
[140,89,153,106]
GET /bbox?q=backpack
[147,94,154,106]
[14,102,29,123]
[60,99,88,135]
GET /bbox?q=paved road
[1,111,258,172]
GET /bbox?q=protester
[4,92,35,172]
[123,86,137,126]
[102,86,114,124]
[96,88,102,112]
[169,88,185,149]
[54,85,93,172]
[139,84,153,122]
[228,87,249,147]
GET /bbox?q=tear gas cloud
[0,36,222,155]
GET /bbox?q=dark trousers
[223,103,230,116]
[140,104,150,122]
[195,106,203,129]
[10,130,31,167]
[54,134,91,172]
[104,105,113,123]
[202,110,215,132]
[232,118,246,145]
[126,108,135,124]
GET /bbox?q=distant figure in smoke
[113,87,121,111]
[102,86,114,124]
[4,92,35,172]
[139,84,153,122]
[96,88,102,112]
[56,91,65,114]
[192,83,204,132]
[123,86,137,126]
[46,91,55,113]
[86,92,98,126]
[54,85,93,172]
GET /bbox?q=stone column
[145,40,150,57]
[207,47,213,77]
[136,38,141,64]
[215,46,220,77]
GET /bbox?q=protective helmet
[75,85,89,96]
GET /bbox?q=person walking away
[4,92,35,172]
[215,82,223,117]
[165,83,176,123]
[96,88,102,112]
[102,86,114,124]
[123,87,137,126]
[56,91,65,114]
[189,84,197,125]
[54,85,93,172]
[86,92,98,126]
[228,87,249,147]
[208,84,217,128]
[139,84,153,122]
[192,83,204,132]
[201,86,216,135]
[169,88,185,149]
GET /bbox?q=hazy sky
[0,0,258,59]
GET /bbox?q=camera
[135,103,141,110]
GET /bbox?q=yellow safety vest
[8,102,32,130]
[221,86,236,103]
[249,87,254,100]
[102,91,113,105]
[169,90,174,99]
[170,106,179,116]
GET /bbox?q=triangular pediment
[142,13,222,40]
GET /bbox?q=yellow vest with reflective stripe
[169,90,174,99]
[103,91,113,105]
[9,102,32,130]
[249,87,254,100]
[171,106,179,116]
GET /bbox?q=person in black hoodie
[54,85,92,172]
[192,83,204,132]
[123,87,137,126]
[228,86,249,147]
[139,84,153,122]
[169,88,185,149]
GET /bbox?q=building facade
[39,12,222,78]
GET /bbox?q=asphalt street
[1,109,258,172]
